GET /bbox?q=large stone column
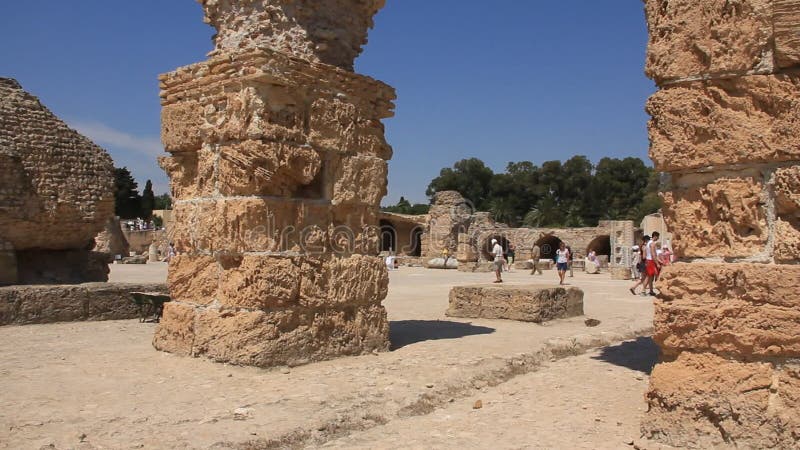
[153,0,394,367]
[642,1,800,447]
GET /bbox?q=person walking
[492,239,505,283]
[630,245,641,280]
[629,238,648,295]
[506,243,516,272]
[555,242,570,285]
[644,232,661,296]
[566,245,574,277]
[530,244,542,275]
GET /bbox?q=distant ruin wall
[153,0,394,367]
[642,1,800,447]
[0,78,114,285]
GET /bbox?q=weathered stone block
[185,303,389,368]
[167,255,220,305]
[655,263,800,358]
[775,0,800,68]
[647,75,800,171]
[161,101,204,152]
[0,282,168,326]
[219,255,302,309]
[216,140,323,198]
[662,173,768,258]
[644,0,773,83]
[308,97,393,159]
[153,302,196,356]
[332,155,388,206]
[446,285,584,323]
[644,352,800,449]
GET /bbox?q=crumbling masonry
[642,1,800,447]
[153,0,395,367]
[0,78,114,285]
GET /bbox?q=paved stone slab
[447,284,584,323]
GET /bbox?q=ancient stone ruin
[0,78,114,285]
[447,285,584,323]
[153,0,395,367]
[642,1,800,447]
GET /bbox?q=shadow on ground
[592,337,659,374]
[389,320,496,350]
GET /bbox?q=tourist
[644,232,661,296]
[506,243,516,272]
[629,237,649,295]
[385,254,396,271]
[585,250,601,273]
[530,244,542,275]
[492,238,505,283]
[660,245,672,266]
[630,245,641,280]
[566,245,574,277]
[555,242,570,285]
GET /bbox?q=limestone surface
[0,282,168,326]
[647,75,800,172]
[153,2,393,367]
[0,78,114,284]
[198,0,385,70]
[447,285,584,323]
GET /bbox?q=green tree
[426,158,495,210]
[381,197,430,215]
[154,193,172,210]
[140,180,155,219]
[114,167,141,219]
[593,157,653,221]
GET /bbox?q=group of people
[124,218,157,231]
[492,239,574,285]
[629,231,671,296]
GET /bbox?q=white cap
[491,239,498,245]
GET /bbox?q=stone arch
[409,226,423,257]
[586,235,611,257]
[535,235,562,260]
[379,219,396,253]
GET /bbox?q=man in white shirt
[492,239,505,283]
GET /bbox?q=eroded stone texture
[647,75,800,172]
[645,0,774,84]
[198,0,385,70]
[0,78,114,284]
[446,285,584,323]
[644,1,800,445]
[662,173,768,258]
[775,0,800,68]
[655,263,800,358]
[153,1,392,367]
[643,352,800,448]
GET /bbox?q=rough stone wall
[153,0,394,368]
[643,1,800,447]
[199,0,385,71]
[0,78,115,285]
[422,191,475,258]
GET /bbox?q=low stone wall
[0,282,168,326]
[447,285,584,323]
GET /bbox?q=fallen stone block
[447,285,584,323]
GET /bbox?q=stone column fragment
[643,1,800,447]
[153,1,395,368]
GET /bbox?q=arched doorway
[586,235,611,257]
[481,235,510,261]
[379,220,396,253]
[410,227,423,257]
[535,235,562,260]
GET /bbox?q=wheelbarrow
[130,292,171,323]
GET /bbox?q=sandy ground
[1,264,655,449]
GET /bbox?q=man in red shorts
[644,231,661,296]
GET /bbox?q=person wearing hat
[629,236,650,295]
[491,238,505,283]
[630,245,641,280]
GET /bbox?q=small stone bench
[447,284,584,323]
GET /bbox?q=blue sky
[1,0,654,204]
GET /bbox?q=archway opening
[379,220,396,253]
[481,235,511,261]
[535,235,562,260]
[410,227,423,257]
[586,235,611,257]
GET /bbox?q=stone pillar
[152,0,394,368]
[642,1,800,447]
